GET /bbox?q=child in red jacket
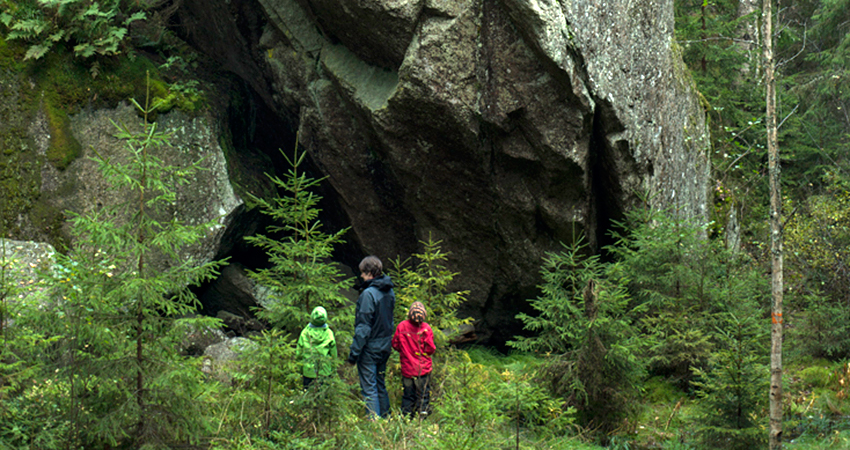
[392,301,436,418]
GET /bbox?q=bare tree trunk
[737,0,760,80]
[764,0,783,448]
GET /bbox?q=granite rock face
[47,103,244,268]
[0,55,263,321]
[176,0,709,341]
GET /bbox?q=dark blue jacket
[348,274,395,364]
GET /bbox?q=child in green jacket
[296,306,338,388]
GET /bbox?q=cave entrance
[189,78,360,334]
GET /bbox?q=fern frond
[125,11,146,25]
[11,18,48,35]
[73,42,95,58]
[24,43,51,60]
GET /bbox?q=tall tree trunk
[737,0,760,80]
[764,0,783,448]
[700,2,707,72]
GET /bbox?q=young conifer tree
[691,311,769,450]
[47,73,225,448]
[509,237,645,434]
[240,137,355,438]
[245,138,353,340]
[388,234,472,347]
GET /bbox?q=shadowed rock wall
[175,0,708,342]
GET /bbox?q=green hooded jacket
[296,306,338,378]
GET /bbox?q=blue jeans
[357,357,390,418]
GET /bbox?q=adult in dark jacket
[348,255,395,419]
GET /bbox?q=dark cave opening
[189,78,362,328]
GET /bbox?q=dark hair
[359,255,383,277]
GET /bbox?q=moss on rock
[44,102,81,170]
[0,41,40,238]
[0,35,208,248]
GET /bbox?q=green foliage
[216,329,356,443]
[606,205,769,385]
[676,0,850,254]
[245,139,353,341]
[156,55,205,113]
[245,142,353,330]
[388,234,472,346]
[600,205,771,447]
[792,292,850,360]
[34,75,227,448]
[482,351,575,432]
[785,175,850,358]
[786,428,850,450]
[0,0,147,61]
[691,311,769,449]
[779,0,850,189]
[424,347,506,447]
[509,237,645,433]
[0,376,73,450]
[0,242,63,449]
[674,0,767,212]
[786,360,850,426]
[220,330,295,437]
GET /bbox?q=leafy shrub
[0,0,147,60]
[785,176,850,359]
[0,376,73,450]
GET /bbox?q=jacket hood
[310,306,328,327]
[364,274,394,292]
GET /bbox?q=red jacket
[392,319,436,378]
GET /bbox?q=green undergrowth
[208,346,603,450]
[211,350,850,449]
[784,359,850,447]
[624,358,850,450]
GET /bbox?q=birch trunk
[764,0,783,448]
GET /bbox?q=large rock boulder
[176,0,710,342]
[42,103,244,266]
